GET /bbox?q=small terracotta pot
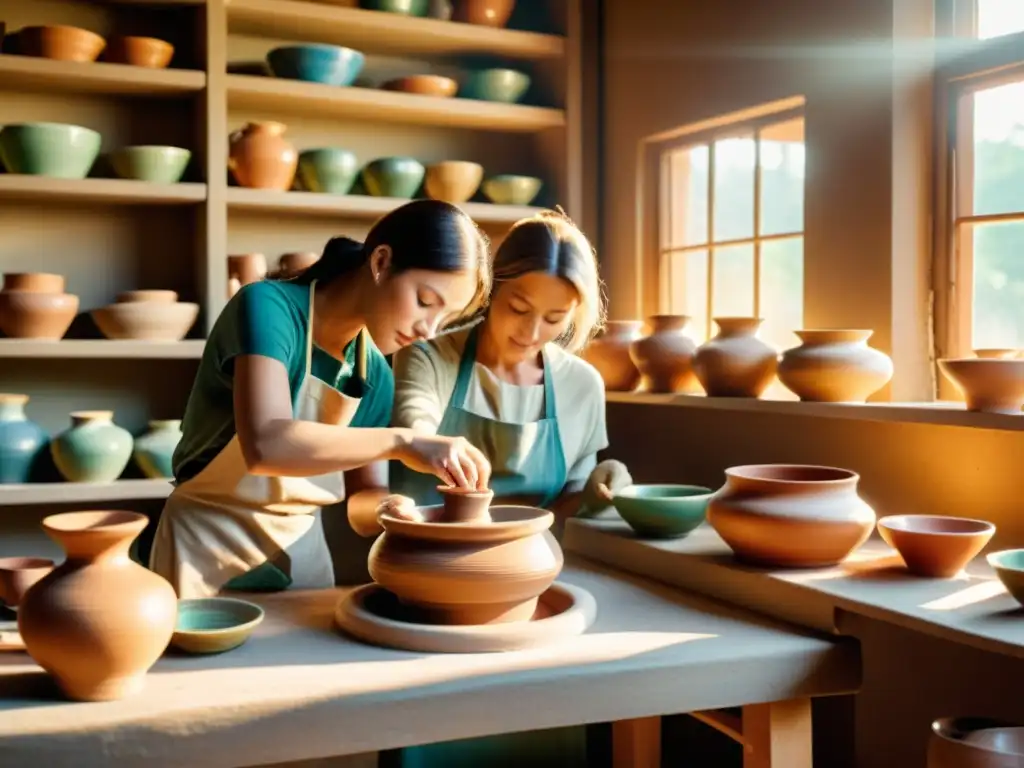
[580,320,643,392]
[938,359,1024,414]
[438,486,494,523]
[452,0,515,27]
[18,25,105,62]
[228,122,298,191]
[424,161,484,204]
[629,315,700,393]
[877,515,995,578]
[0,557,54,608]
[692,317,778,398]
[382,75,458,98]
[0,273,78,340]
[227,254,268,298]
[103,36,174,68]
[778,329,893,403]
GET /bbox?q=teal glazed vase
[361,157,425,198]
[298,148,360,194]
[0,394,48,484]
[51,411,133,484]
[0,122,102,179]
[132,419,182,479]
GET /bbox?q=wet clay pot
[368,505,563,625]
[133,419,182,479]
[778,330,894,403]
[438,486,494,523]
[51,411,133,483]
[228,121,298,191]
[0,272,79,340]
[0,393,48,484]
[692,317,778,398]
[928,717,1024,768]
[227,253,268,298]
[581,320,643,392]
[629,315,700,394]
[18,511,177,701]
[707,464,876,568]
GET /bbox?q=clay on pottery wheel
[368,505,563,625]
[629,315,700,393]
[928,717,1024,768]
[778,329,893,403]
[692,317,778,398]
[437,485,494,523]
[581,320,643,392]
[18,511,177,701]
[707,464,876,568]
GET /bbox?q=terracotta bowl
[929,717,1024,767]
[987,549,1024,608]
[116,290,178,304]
[424,161,484,204]
[452,0,516,27]
[382,75,458,98]
[0,557,55,609]
[0,290,79,339]
[877,515,995,578]
[437,485,494,523]
[18,25,105,62]
[612,484,713,539]
[2,272,65,294]
[104,35,174,68]
[938,358,1024,414]
[171,597,264,654]
[91,300,198,341]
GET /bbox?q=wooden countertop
[565,518,1024,659]
[0,558,859,768]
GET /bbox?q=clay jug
[0,272,79,340]
[629,315,700,393]
[133,419,182,479]
[778,330,894,403]
[0,393,48,484]
[228,121,298,190]
[18,511,177,701]
[692,317,778,397]
[227,253,268,298]
[581,320,643,392]
[51,411,133,483]
[707,464,876,568]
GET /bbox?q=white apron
[150,280,365,599]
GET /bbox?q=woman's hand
[392,433,492,490]
[376,494,423,522]
[577,459,633,518]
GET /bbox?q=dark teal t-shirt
[173,280,394,482]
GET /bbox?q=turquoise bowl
[361,156,425,198]
[612,484,714,539]
[988,549,1024,608]
[172,597,264,654]
[360,0,428,14]
[0,122,101,179]
[110,146,191,184]
[481,174,542,205]
[460,68,531,103]
[266,44,365,86]
[298,148,360,194]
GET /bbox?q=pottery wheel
[334,581,597,653]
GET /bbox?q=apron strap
[304,279,317,378]
[540,345,557,420]
[450,326,480,408]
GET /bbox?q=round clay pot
[424,161,484,204]
[228,254,268,299]
[369,505,562,625]
[0,272,78,340]
[438,486,494,523]
[228,121,298,191]
[707,464,876,568]
[51,411,133,484]
[581,320,643,392]
[275,252,319,279]
[778,329,894,403]
[3,273,65,293]
[0,557,54,608]
[103,35,174,68]
[18,511,177,701]
[382,75,458,97]
[18,25,106,62]
[629,315,700,393]
[452,0,516,27]
[0,393,48,484]
[938,359,1024,414]
[692,317,778,398]
[928,717,1024,768]
[133,419,182,479]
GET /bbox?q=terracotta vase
[51,411,133,483]
[0,393,48,484]
[707,464,876,568]
[0,272,78,340]
[581,320,643,392]
[438,486,494,523]
[227,253,268,298]
[692,317,778,398]
[133,419,182,479]
[452,0,515,27]
[368,505,563,625]
[928,717,1024,768]
[228,122,298,191]
[18,511,177,701]
[629,315,700,393]
[777,329,894,403]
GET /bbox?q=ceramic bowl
[937,358,1024,414]
[453,0,516,27]
[929,717,1024,767]
[103,35,174,68]
[987,549,1024,608]
[116,290,178,304]
[424,161,484,204]
[91,300,199,341]
[0,557,54,609]
[612,484,714,539]
[481,174,542,206]
[110,146,191,184]
[171,597,264,654]
[297,148,360,195]
[0,123,102,179]
[18,25,105,62]
[382,75,458,98]
[974,348,1019,359]
[459,68,531,103]
[361,157,425,198]
[360,0,429,15]
[266,44,365,87]
[877,515,995,578]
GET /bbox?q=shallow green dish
[612,484,714,539]
[171,597,264,654]
[111,145,191,184]
[988,549,1024,608]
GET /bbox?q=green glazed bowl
[988,549,1024,608]
[612,484,714,539]
[298,148,360,194]
[360,0,428,15]
[0,122,101,179]
[171,597,265,654]
[361,156,425,198]
[110,145,191,184]
[460,68,531,103]
[481,174,542,206]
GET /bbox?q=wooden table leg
[742,699,813,768]
[612,716,661,768]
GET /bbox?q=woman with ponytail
[150,200,493,599]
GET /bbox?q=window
[976,0,1024,40]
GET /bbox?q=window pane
[665,145,709,248]
[972,220,1024,347]
[711,243,755,319]
[759,237,804,352]
[668,249,709,342]
[759,119,805,236]
[972,80,1024,216]
[976,0,1024,39]
[712,137,755,241]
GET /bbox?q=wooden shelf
[0,176,207,205]
[226,187,543,223]
[0,479,173,506]
[226,74,565,132]
[225,0,565,61]
[0,55,206,97]
[0,340,206,359]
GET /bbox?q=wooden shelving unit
[0,176,207,204]
[0,480,173,506]
[0,55,206,95]
[0,340,206,359]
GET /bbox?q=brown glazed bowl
[0,557,55,608]
[18,25,106,62]
[104,36,174,68]
[877,515,995,578]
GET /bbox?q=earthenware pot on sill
[18,25,105,62]
[581,320,643,392]
[0,272,79,340]
[777,329,894,403]
[938,358,1024,414]
[227,254,268,299]
[0,393,48,484]
[629,314,700,394]
[692,317,778,398]
[424,161,484,204]
[0,122,101,179]
[18,511,177,701]
[452,0,515,27]
[707,464,876,568]
[133,419,182,480]
[228,121,298,191]
[51,411,133,484]
[103,35,173,68]
[928,716,1024,768]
